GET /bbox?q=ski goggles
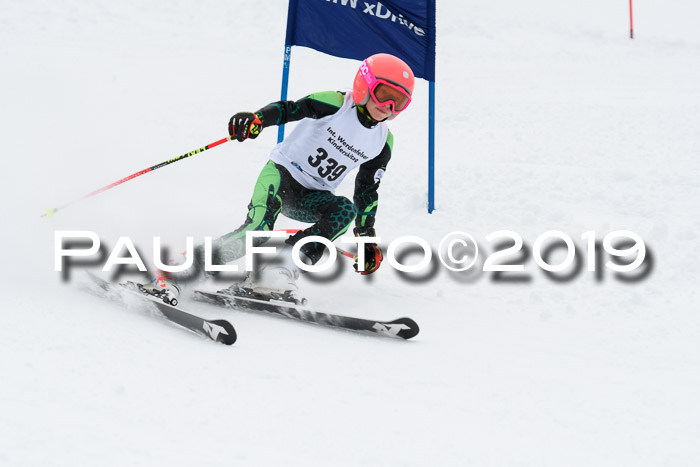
[360,61,412,114]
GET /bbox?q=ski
[85,272,237,345]
[193,289,419,340]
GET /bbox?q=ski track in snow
[2,1,699,466]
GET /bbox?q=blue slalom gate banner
[285,0,435,81]
[279,0,437,212]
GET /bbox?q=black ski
[193,289,419,340]
[85,272,237,345]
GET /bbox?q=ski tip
[208,319,238,345]
[387,317,420,340]
[84,270,110,291]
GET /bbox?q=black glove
[353,227,382,275]
[228,112,263,142]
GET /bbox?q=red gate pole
[629,0,634,39]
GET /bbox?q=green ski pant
[211,161,357,265]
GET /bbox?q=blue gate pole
[428,80,436,213]
[277,45,292,143]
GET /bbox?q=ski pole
[275,228,356,259]
[41,135,232,218]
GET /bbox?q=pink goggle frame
[360,60,412,114]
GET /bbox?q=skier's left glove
[353,227,382,275]
[229,112,263,142]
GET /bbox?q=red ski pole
[41,136,232,218]
[275,228,356,259]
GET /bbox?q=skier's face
[366,97,392,121]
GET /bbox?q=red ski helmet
[353,53,415,120]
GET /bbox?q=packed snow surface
[2,1,699,466]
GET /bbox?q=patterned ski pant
[210,161,357,265]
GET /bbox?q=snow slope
[2,1,699,466]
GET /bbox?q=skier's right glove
[228,112,263,142]
[353,227,382,275]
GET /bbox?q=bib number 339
[308,147,347,182]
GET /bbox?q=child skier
[142,53,414,304]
